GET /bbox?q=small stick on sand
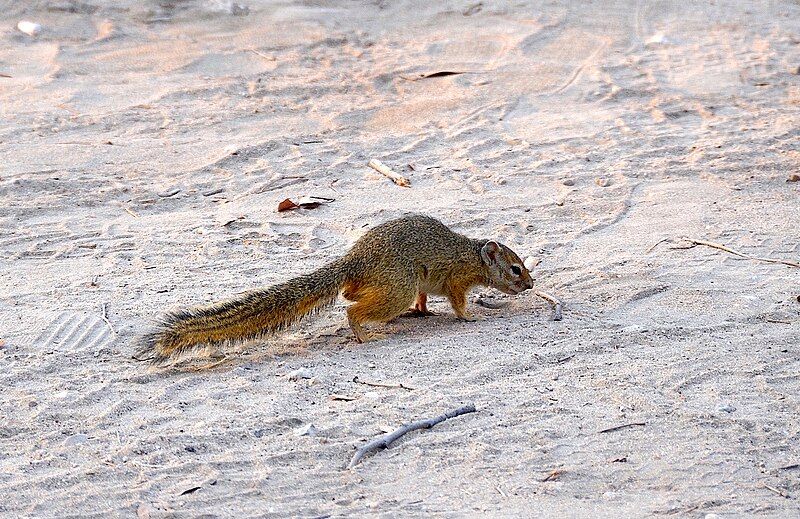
[760,483,790,498]
[598,422,646,434]
[645,237,670,254]
[330,394,358,401]
[652,237,800,268]
[348,404,477,469]
[367,159,411,187]
[352,375,416,391]
[535,290,563,321]
[249,48,276,61]
[100,303,116,335]
[541,469,566,482]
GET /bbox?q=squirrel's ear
[481,241,501,265]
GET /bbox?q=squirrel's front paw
[457,314,480,322]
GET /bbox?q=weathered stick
[650,237,800,268]
[760,483,791,498]
[100,303,116,335]
[683,238,800,268]
[352,375,415,391]
[598,422,646,434]
[367,159,411,187]
[535,290,563,321]
[348,404,477,469]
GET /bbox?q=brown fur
[136,214,534,365]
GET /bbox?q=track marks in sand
[0,222,137,262]
[34,310,114,355]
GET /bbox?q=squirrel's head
[480,241,535,295]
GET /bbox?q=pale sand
[1,1,799,517]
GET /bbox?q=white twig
[100,303,116,335]
[649,237,800,268]
[681,237,800,268]
[535,290,563,321]
[348,404,477,468]
[368,159,411,187]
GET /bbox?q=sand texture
[1,0,800,517]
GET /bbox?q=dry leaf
[277,198,299,212]
[787,174,800,182]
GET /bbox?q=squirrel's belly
[418,280,445,296]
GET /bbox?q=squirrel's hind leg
[346,284,416,343]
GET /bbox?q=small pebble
[286,367,312,380]
[64,433,88,446]
[295,424,317,437]
[17,20,42,37]
[562,179,575,186]
[230,2,250,15]
[523,256,539,271]
[595,177,611,187]
[645,32,672,45]
[717,403,736,414]
[158,188,181,198]
[202,188,224,196]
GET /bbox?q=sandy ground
[2,0,800,517]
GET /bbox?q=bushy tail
[135,258,352,365]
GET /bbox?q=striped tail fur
[135,258,351,365]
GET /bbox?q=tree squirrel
[137,214,534,364]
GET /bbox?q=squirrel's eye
[511,265,522,276]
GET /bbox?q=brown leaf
[787,174,800,183]
[277,198,299,212]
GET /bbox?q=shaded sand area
[1,0,799,516]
